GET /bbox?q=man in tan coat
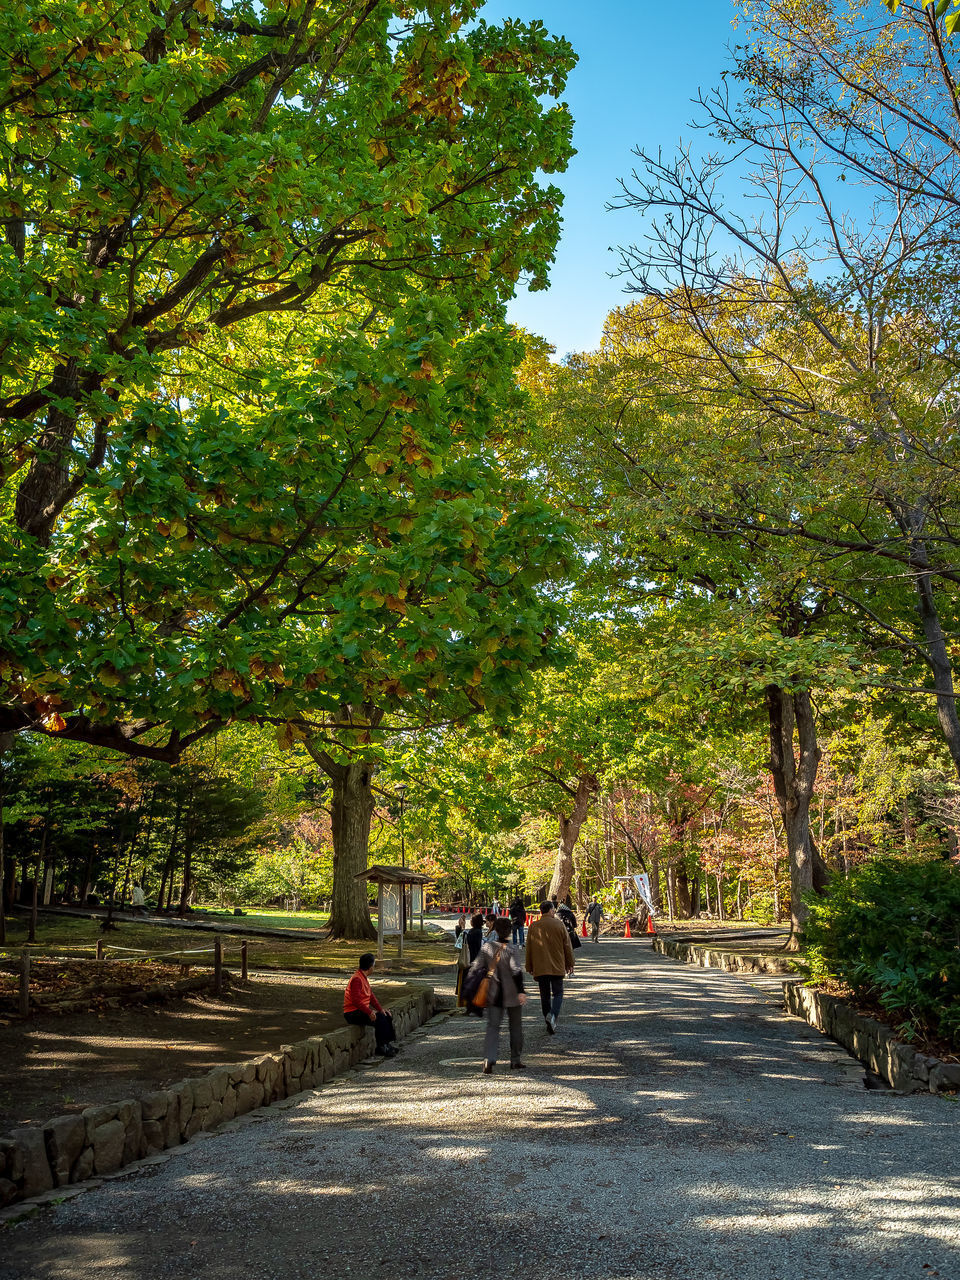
[525,900,575,1034]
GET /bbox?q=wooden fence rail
[3,934,256,1016]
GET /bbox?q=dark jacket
[465,925,485,963]
[477,939,525,1007]
[557,904,581,949]
[509,898,526,923]
[557,904,577,932]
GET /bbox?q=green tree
[0,0,576,758]
[611,0,960,777]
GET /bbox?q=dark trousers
[344,1009,395,1048]
[591,920,600,942]
[483,1003,524,1065]
[536,974,564,1020]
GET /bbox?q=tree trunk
[159,793,183,913]
[548,774,597,903]
[767,684,823,947]
[649,841,662,910]
[80,847,95,906]
[672,861,692,917]
[178,839,194,917]
[914,561,960,777]
[0,737,9,946]
[14,363,80,544]
[316,754,377,940]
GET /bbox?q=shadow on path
[2,940,957,1280]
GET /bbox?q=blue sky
[480,0,741,358]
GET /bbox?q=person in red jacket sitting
[343,953,398,1057]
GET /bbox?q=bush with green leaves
[802,858,960,1050]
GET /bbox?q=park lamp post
[396,782,407,870]
[396,782,408,935]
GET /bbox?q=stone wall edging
[654,936,960,1094]
[0,984,436,1209]
[653,934,795,975]
[782,982,960,1094]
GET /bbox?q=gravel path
[2,939,958,1280]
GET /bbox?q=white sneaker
[545,1013,557,1034]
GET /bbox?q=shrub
[802,857,960,1051]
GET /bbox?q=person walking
[475,917,526,1073]
[585,898,605,943]
[458,913,487,1012]
[343,953,398,1056]
[556,900,582,955]
[490,895,501,917]
[525,901,574,1035]
[509,896,526,948]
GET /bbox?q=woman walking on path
[456,913,487,1010]
[474,917,526,1073]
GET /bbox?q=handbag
[465,945,502,1008]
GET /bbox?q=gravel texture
[1,939,958,1280]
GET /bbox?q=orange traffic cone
[581,920,587,937]
[624,919,632,938]
[647,914,656,935]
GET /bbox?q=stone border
[0,984,436,1212]
[783,983,960,1094]
[653,934,796,975]
[654,935,960,1094]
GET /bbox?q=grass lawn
[217,908,331,930]
[0,911,454,976]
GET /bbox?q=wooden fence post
[241,940,248,981]
[18,949,29,1017]
[214,935,223,994]
[96,938,104,961]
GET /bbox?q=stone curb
[0,983,437,1216]
[653,936,960,1095]
[782,982,960,1095]
[653,935,796,975]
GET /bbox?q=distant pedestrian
[343,953,398,1057]
[473,917,526,1073]
[509,896,526,947]
[490,896,501,916]
[458,913,487,1012]
[465,913,486,961]
[525,901,575,1035]
[585,898,605,943]
[556,901,581,953]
